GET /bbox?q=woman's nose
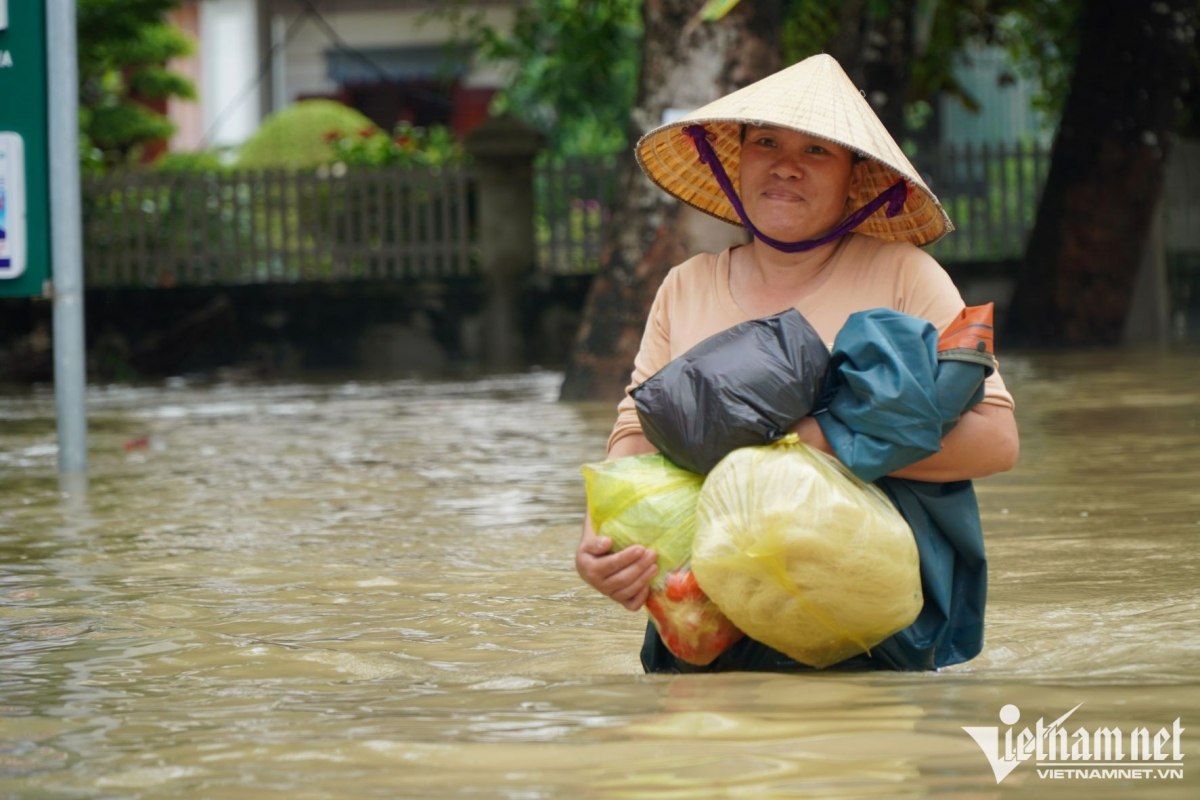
[769,152,804,180]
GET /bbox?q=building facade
[169,0,519,151]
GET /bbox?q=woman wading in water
[575,54,1019,673]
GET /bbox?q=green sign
[0,0,50,298]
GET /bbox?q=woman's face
[738,125,865,243]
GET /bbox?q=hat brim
[636,120,952,248]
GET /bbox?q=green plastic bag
[581,455,743,665]
[692,434,922,669]
[581,454,701,574]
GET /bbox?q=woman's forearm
[887,403,1018,481]
[607,432,658,460]
[794,403,1019,482]
[615,404,1017,480]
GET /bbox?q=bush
[326,122,466,168]
[237,100,376,170]
[152,150,226,173]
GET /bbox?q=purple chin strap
[681,124,909,254]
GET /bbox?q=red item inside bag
[644,568,744,666]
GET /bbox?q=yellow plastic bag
[691,434,922,668]
[581,455,743,665]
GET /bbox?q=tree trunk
[559,0,782,402]
[826,0,917,139]
[1005,0,1196,346]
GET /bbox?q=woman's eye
[754,137,776,147]
[808,146,829,155]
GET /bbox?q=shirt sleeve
[895,246,1016,411]
[607,271,675,453]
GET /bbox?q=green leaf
[452,0,641,157]
[129,66,196,101]
[698,0,743,23]
[77,1,195,166]
[89,103,175,152]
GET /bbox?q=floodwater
[1,352,1198,799]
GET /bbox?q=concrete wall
[1123,140,1200,344]
[940,44,1052,147]
[166,1,517,152]
[0,268,1011,383]
[1164,141,1200,253]
[0,278,591,382]
[273,5,515,107]
[167,4,205,152]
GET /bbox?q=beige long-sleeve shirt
[609,234,1016,453]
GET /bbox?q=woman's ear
[847,159,867,202]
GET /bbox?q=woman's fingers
[609,561,657,604]
[577,546,639,588]
[619,586,651,612]
[602,552,658,600]
[579,532,612,556]
[576,516,658,609]
[591,545,655,583]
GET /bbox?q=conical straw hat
[635,54,952,247]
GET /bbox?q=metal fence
[81,142,1052,288]
[83,166,475,288]
[917,141,1051,263]
[533,141,1053,272]
[534,154,618,275]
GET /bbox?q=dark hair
[739,123,865,163]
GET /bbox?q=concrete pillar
[463,115,545,368]
[1122,197,1169,346]
[199,0,262,147]
[256,0,274,120]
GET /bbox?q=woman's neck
[734,235,849,293]
[744,235,845,290]
[729,235,849,319]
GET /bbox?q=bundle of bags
[582,455,742,666]
[584,436,921,667]
[582,306,996,669]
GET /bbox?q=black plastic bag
[631,308,830,475]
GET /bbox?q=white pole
[46,0,87,494]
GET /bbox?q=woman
[576,54,1019,668]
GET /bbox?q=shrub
[237,100,376,170]
[326,122,466,168]
[152,150,226,173]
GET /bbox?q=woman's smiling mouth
[762,188,805,202]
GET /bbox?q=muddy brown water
[1,352,1198,798]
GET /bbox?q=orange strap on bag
[938,303,996,372]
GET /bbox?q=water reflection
[1,354,1199,797]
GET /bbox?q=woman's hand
[576,513,659,611]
